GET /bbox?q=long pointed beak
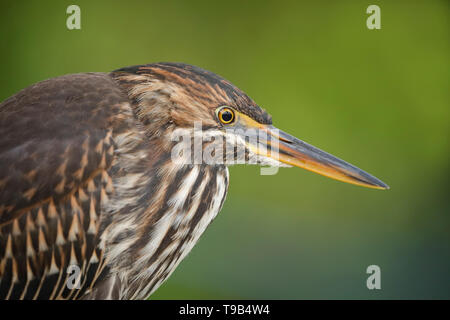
[264,126,389,189]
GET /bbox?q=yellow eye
[217,107,235,124]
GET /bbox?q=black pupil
[221,110,233,122]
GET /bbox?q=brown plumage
[0,62,388,300]
[0,63,266,299]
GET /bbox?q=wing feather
[0,73,131,299]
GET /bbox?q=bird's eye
[217,107,235,124]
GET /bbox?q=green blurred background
[0,0,448,299]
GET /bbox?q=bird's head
[112,62,388,190]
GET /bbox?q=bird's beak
[237,114,389,190]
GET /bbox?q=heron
[0,63,388,299]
